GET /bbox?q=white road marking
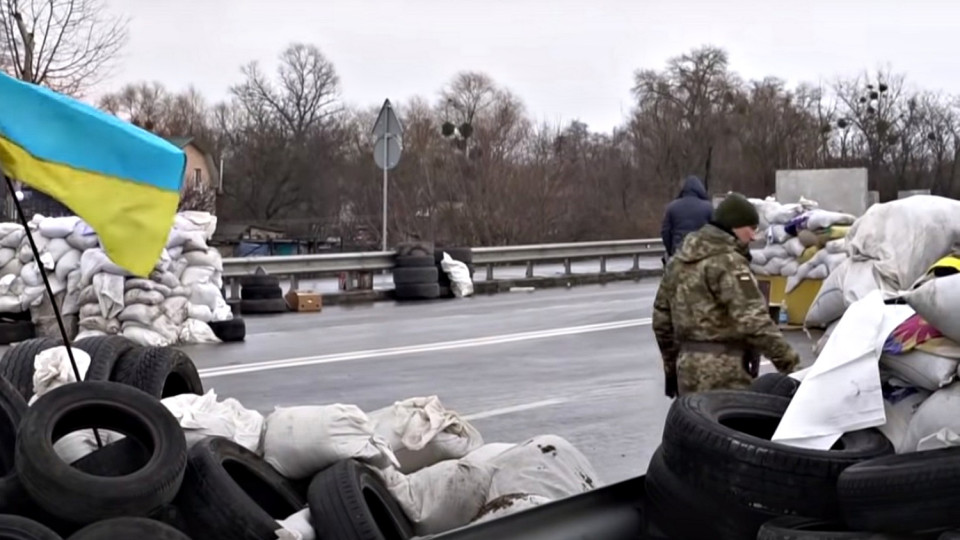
[199,318,653,378]
[463,398,573,421]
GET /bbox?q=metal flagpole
[4,175,102,447]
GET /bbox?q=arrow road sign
[372,99,403,138]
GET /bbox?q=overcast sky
[104,0,955,133]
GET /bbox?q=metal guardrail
[221,238,665,294]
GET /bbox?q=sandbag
[183,249,223,270]
[901,382,960,453]
[0,248,15,269]
[807,265,829,280]
[174,211,218,239]
[826,239,847,254]
[369,396,484,474]
[55,249,81,282]
[440,253,475,297]
[125,278,173,296]
[806,209,856,230]
[123,289,166,306]
[780,260,799,277]
[262,404,399,480]
[79,248,130,285]
[118,304,160,326]
[880,350,960,392]
[750,250,768,266]
[804,259,878,328]
[762,244,790,260]
[38,216,80,238]
[824,252,847,272]
[0,226,24,249]
[766,225,791,244]
[784,237,805,258]
[876,385,930,453]
[379,459,495,536]
[161,296,190,325]
[762,257,787,276]
[161,390,264,452]
[461,443,517,466]
[902,273,960,344]
[275,508,315,540]
[179,319,220,344]
[485,435,600,501]
[120,324,172,346]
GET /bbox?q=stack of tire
[434,246,473,298]
[239,274,287,315]
[645,378,960,539]
[392,243,440,301]
[0,336,415,539]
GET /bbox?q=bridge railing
[221,238,665,295]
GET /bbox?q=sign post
[372,99,403,252]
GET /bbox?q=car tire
[0,514,62,540]
[209,318,246,342]
[240,298,288,315]
[67,517,190,540]
[0,320,36,346]
[241,285,283,301]
[394,255,435,268]
[393,283,440,301]
[756,516,887,539]
[749,373,801,398]
[392,267,438,286]
[0,337,61,401]
[73,336,137,383]
[111,347,203,399]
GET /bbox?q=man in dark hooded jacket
[660,176,714,260]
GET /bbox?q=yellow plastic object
[926,255,960,276]
[799,246,819,263]
[756,276,787,305]
[784,279,824,325]
[828,226,850,239]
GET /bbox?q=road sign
[374,135,402,170]
[372,99,403,138]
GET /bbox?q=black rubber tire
[0,375,27,516]
[15,381,187,525]
[394,255,435,268]
[73,336,138,383]
[757,516,899,539]
[0,515,62,540]
[67,517,190,540]
[0,311,31,323]
[238,275,278,288]
[438,285,453,299]
[940,532,960,540]
[749,373,801,398]
[645,446,777,540]
[111,347,203,399]
[0,337,61,401]
[437,264,452,287]
[393,283,440,301]
[661,391,893,520]
[434,247,473,264]
[392,266,438,285]
[175,437,305,540]
[209,318,246,342]
[239,298,288,315]
[0,321,35,346]
[240,285,283,300]
[838,446,960,533]
[395,242,433,257]
[307,459,414,540]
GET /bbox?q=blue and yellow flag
[0,72,185,277]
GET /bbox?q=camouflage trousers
[676,351,753,395]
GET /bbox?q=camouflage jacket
[652,223,800,376]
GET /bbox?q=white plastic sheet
[440,253,474,298]
[772,291,915,449]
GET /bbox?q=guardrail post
[599,256,607,274]
[563,258,571,275]
[486,264,494,281]
[290,275,300,290]
[230,277,240,300]
[526,261,534,278]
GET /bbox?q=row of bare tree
[2,1,959,247]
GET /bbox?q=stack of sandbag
[75,247,131,340]
[0,223,25,314]
[805,195,960,329]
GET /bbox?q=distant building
[165,136,220,204]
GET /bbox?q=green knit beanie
[714,193,760,229]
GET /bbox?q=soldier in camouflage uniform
[653,193,800,397]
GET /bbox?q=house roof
[166,136,195,149]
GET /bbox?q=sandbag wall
[0,211,236,346]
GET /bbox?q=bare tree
[0,0,128,96]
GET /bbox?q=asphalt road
[183,279,820,486]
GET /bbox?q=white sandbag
[151,270,180,290]
[38,216,80,238]
[169,258,189,280]
[824,253,847,273]
[750,264,771,276]
[187,304,213,322]
[762,244,790,260]
[780,260,799,277]
[77,285,97,306]
[161,297,190,325]
[0,295,20,313]
[440,253,474,298]
[826,239,847,254]
[93,273,125,319]
[74,329,106,340]
[161,390,264,453]
[1,258,22,278]
[473,494,552,524]
[901,273,960,344]
[54,430,125,465]
[189,282,222,311]
[167,229,208,252]
[30,346,91,404]
[55,249,81,282]
[0,248,14,269]
[901,383,960,453]
[20,262,42,287]
[123,289,165,306]
[765,225,791,244]
[877,386,930,452]
[211,295,233,322]
[750,250,768,266]
[181,265,216,287]
[848,195,960,291]
[784,237,805,258]
[485,435,601,501]
[149,314,182,343]
[0,274,15,297]
[124,279,173,297]
[369,396,484,474]
[154,249,172,273]
[175,211,218,239]
[121,324,172,346]
[79,316,120,334]
[805,209,856,230]
[262,405,400,480]
[275,508,315,540]
[804,259,878,328]
[184,249,223,271]
[0,227,24,249]
[462,443,517,466]
[880,350,959,392]
[20,286,44,310]
[378,459,495,536]
[18,235,48,262]
[65,228,98,251]
[44,238,73,262]
[61,270,81,316]
[38,252,54,272]
[79,303,102,319]
[79,249,130,286]
[807,265,829,280]
[45,274,65,296]
[762,258,787,276]
[179,319,220,344]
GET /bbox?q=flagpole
[4,175,102,448]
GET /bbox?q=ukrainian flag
[0,72,185,277]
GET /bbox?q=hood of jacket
[678,175,708,200]
[674,222,751,264]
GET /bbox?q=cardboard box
[285,290,323,312]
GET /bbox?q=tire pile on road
[645,377,960,540]
[393,243,474,301]
[239,274,288,316]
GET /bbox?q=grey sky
[104,0,954,133]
